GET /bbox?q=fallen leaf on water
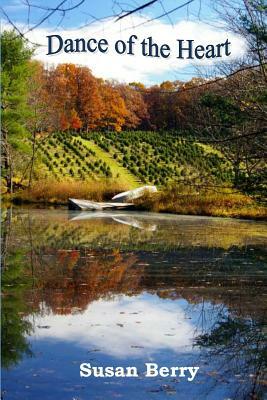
[87,349,101,353]
[37,325,50,329]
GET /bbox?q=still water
[1,208,267,400]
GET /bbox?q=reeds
[13,179,129,204]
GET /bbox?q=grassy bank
[6,180,267,220]
[134,188,267,220]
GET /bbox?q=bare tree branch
[21,0,85,13]
[0,0,85,38]
[122,0,195,29]
[115,0,158,22]
[135,63,266,95]
[1,0,199,38]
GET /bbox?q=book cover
[1,1,266,399]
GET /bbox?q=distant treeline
[23,60,265,135]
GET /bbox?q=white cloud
[4,16,247,83]
[29,294,197,358]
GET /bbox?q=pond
[1,208,267,400]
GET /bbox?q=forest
[1,0,266,219]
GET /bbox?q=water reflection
[32,295,197,358]
[1,208,267,400]
[69,211,157,230]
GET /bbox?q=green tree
[1,30,33,193]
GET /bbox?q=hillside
[36,131,233,188]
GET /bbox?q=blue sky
[1,0,216,28]
[1,0,246,84]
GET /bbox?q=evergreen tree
[1,30,33,193]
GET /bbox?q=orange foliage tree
[116,83,149,129]
[98,81,128,132]
[76,67,103,131]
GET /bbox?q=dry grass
[135,186,267,220]
[10,180,266,220]
[12,179,130,205]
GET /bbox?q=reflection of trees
[1,208,12,271]
[2,303,33,369]
[194,314,266,400]
[17,242,267,318]
[32,249,141,314]
[1,237,34,368]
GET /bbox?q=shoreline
[2,180,266,221]
[3,197,266,221]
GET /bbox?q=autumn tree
[69,109,82,131]
[116,83,149,129]
[27,61,51,186]
[143,80,205,131]
[45,64,79,131]
[98,81,128,132]
[76,66,103,131]
[44,64,105,132]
